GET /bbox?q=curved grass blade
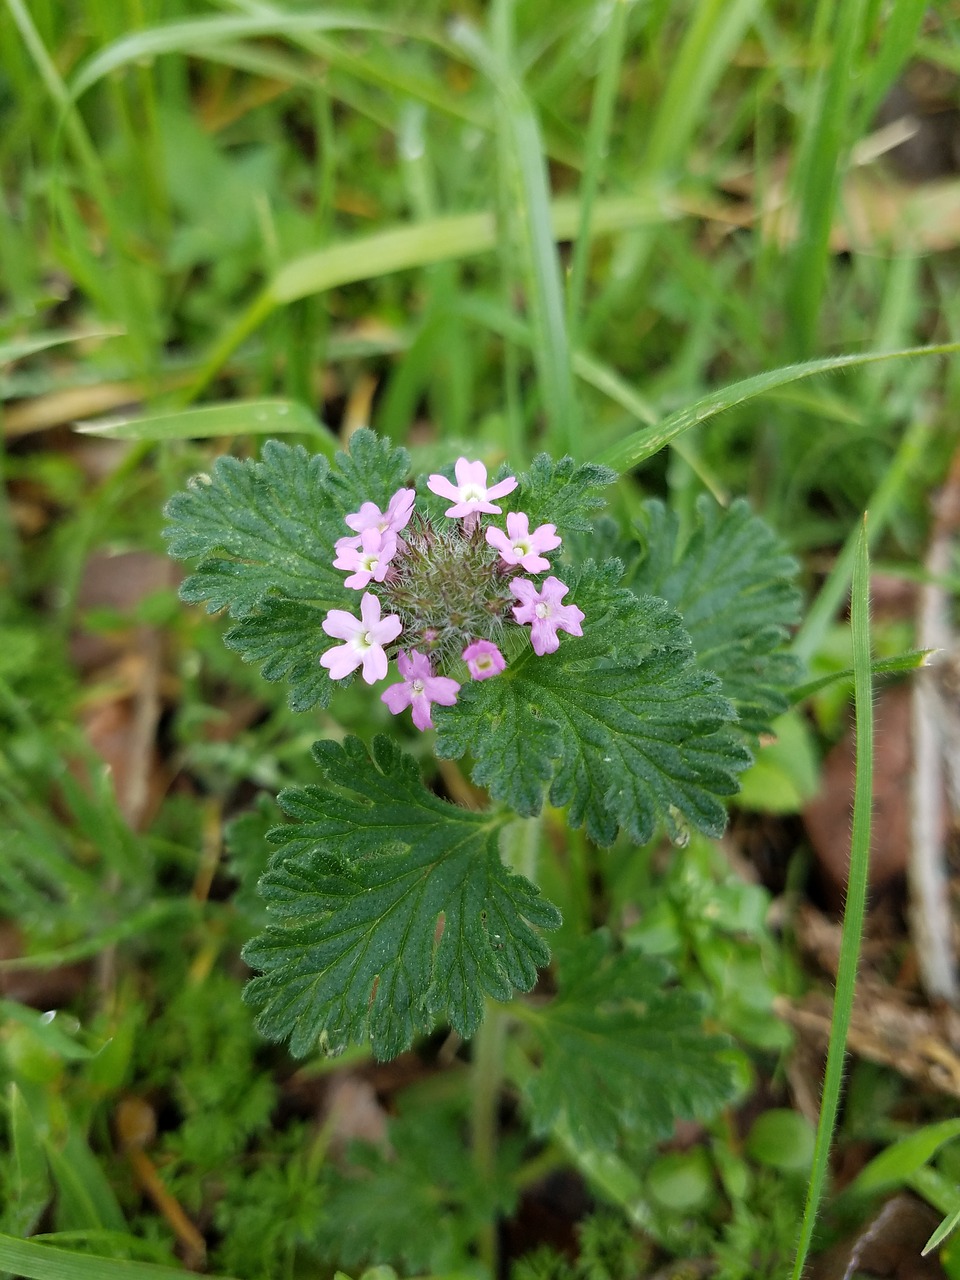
[67,11,398,100]
[74,399,328,446]
[187,192,667,400]
[0,1232,238,1280]
[593,343,960,474]
[0,330,122,367]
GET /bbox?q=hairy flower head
[319,464,584,728]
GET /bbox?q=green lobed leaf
[513,453,616,539]
[163,431,410,711]
[242,736,561,1060]
[435,561,749,846]
[524,932,735,1150]
[631,497,803,738]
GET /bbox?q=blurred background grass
[3,3,960,1277]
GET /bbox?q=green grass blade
[0,1233,237,1280]
[66,11,396,100]
[0,331,122,367]
[592,344,960,473]
[924,1205,960,1257]
[784,0,868,356]
[187,192,666,400]
[566,0,630,342]
[790,517,874,1280]
[856,0,927,137]
[643,0,762,176]
[789,650,929,704]
[451,20,577,454]
[74,399,328,444]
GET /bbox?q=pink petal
[485,476,518,501]
[343,568,372,590]
[510,578,539,606]
[360,645,388,684]
[424,675,460,705]
[322,609,362,640]
[381,681,413,714]
[485,526,512,556]
[505,511,528,540]
[427,474,460,502]
[320,643,362,679]
[386,488,416,531]
[540,575,570,605]
[333,545,361,570]
[410,695,434,732]
[556,603,585,636]
[405,650,433,680]
[528,523,561,553]
[369,613,402,646]
[359,591,382,629]
[530,620,559,656]
[517,552,551,573]
[454,458,486,487]
[396,650,415,680]
[344,501,383,533]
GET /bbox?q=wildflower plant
[164,431,801,1086]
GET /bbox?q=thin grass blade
[790,517,874,1279]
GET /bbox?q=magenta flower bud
[381,650,460,731]
[511,576,585,656]
[462,639,506,681]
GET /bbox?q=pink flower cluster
[320,457,585,732]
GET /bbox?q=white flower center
[411,678,425,695]
[356,630,374,651]
[361,552,379,572]
[461,484,484,503]
[535,602,550,619]
[476,655,493,671]
[513,539,531,557]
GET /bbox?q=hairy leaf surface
[631,498,802,737]
[163,431,410,709]
[525,932,735,1150]
[514,453,615,537]
[242,736,561,1059]
[435,561,749,845]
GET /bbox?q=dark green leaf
[631,498,802,738]
[242,736,561,1059]
[514,453,615,538]
[163,431,411,710]
[525,933,735,1150]
[435,561,748,846]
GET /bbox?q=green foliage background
[2,1,959,1278]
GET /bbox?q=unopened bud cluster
[319,457,585,732]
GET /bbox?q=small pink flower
[320,592,402,684]
[511,576,585,656]
[486,511,561,573]
[381,650,460,731]
[333,527,397,589]
[427,458,517,518]
[462,639,506,681]
[345,487,416,536]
